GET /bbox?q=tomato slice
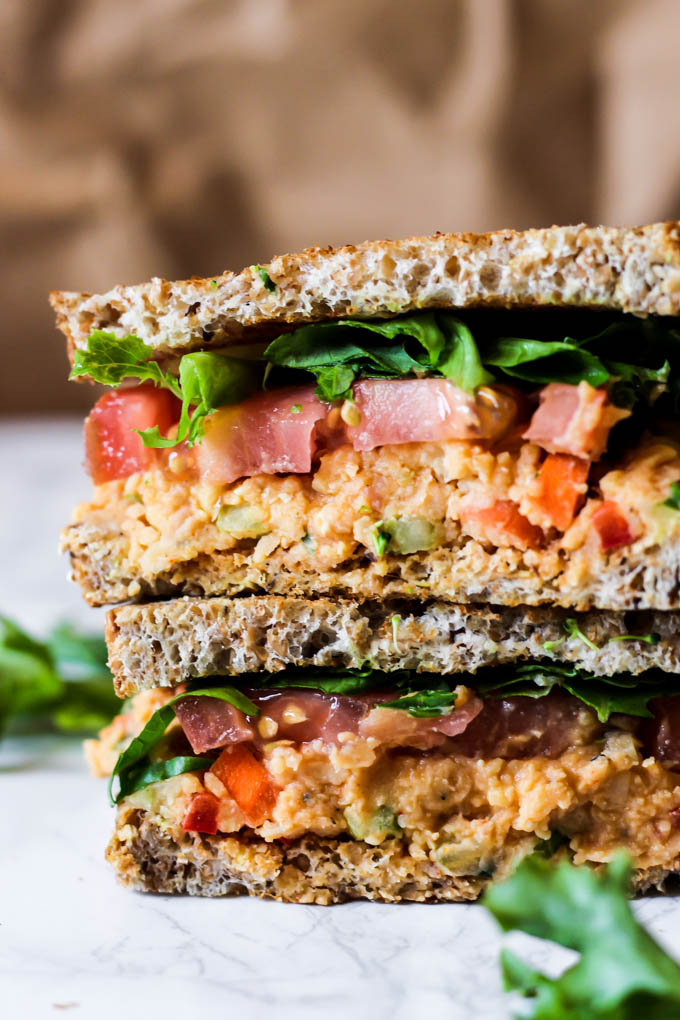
[592,500,635,550]
[182,791,219,834]
[535,454,589,531]
[84,385,180,483]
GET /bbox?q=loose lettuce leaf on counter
[484,853,680,1019]
[0,617,118,737]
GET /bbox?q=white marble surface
[3,418,680,1020]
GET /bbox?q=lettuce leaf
[72,331,259,448]
[481,663,672,722]
[265,312,678,411]
[109,685,260,803]
[70,330,181,395]
[0,617,118,738]
[484,853,680,1019]
[381,686,458,717]
[139,350,259,447]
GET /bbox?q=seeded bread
[51,222,680,368]
[107,807,677,903]
[64,512,680,614]
[107,594,680,697]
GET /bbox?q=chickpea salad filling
[64,309,680,607]
[87,664,680,876]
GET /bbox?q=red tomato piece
[592,500,635,550]
[535,454,589,531]
[182,791,219,834]
[84,384,180,483]
[211,744,279,826]
[459,499,544,550]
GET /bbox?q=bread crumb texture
[105,595,680,696]
[52,222,680,362]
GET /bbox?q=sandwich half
[55,220,680,903]
[90,597,680,903]
[53,222,680,611]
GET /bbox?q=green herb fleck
[372,523,390,557]
[610,632,661,645]
[290,403,302,414]
[563,617,599,651]
[391,614,401,652]
[253,265,276,292]
[663,481,680,511]
[210,279,218,291]
[302,533,316,554]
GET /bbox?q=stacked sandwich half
[52,222,680,903]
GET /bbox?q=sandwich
[53,221,680,902]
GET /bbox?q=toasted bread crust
[51,222,680,367]
[106,594,680,697]
[106,808,678,903]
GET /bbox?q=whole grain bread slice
[106,594,680,697]
[51,221,680,367]
[107,806,677,903]
[65,507,680,615]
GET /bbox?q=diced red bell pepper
[592,500,634,550]
[211,744,279,826]
[182,791,219,834]
[535,454,589,531]
[459,499,544,550]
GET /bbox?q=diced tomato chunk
[84,384,180,483]
[535,454,589,531]
[459,499,543,550]
[592,500,635,550]
[182,791,219,834]
[523,382,628,461]
[211,744,278,826]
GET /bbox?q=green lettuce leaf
[265,312,678,414]
[484,853,680,1019]
[381,686,458,717]
[116,755,216,799]
[483,337,610,387]
[69,331,181,394]
[475,663,674,722]
[109,685,260,803]
[664,481,680,511]
[0,617,118,738]
[72,332,259,448]
[139,350,259,447]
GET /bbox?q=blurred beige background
[1,0,679,414]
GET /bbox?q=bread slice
[106,594,680,697]
[65,503,680,615]
[107,805,677,904]
[51,221,680,367]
